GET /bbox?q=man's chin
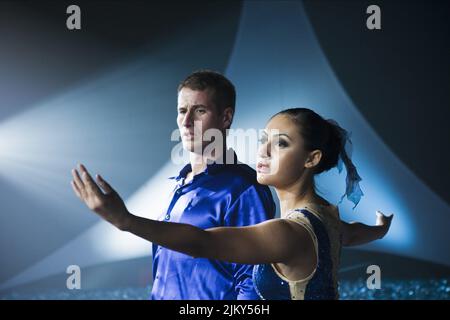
[182,141,203,154]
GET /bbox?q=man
[71,70,275,299]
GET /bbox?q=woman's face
[256,114,318,189]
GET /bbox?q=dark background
[0,0,449,295]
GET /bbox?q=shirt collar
[169,148,238,181]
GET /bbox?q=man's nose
[181,109,194,127]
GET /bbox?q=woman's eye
[277,141,288,148]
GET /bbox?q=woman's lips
[256,162,270,174]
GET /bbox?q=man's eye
[258,137,267,144]
[178,109,186,114]
[196,109,206,114]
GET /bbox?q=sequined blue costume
[252,203,342,300]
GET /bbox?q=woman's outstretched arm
[124,215,313,264]
[71,164,314,265]
[341,211,393,247]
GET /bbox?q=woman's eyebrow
[274,133,291,140]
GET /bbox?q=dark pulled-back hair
[273,107,364,208]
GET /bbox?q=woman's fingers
[71,168,85,192]
[79,164,104,198]
[71,180,82,199]
[96,174,114,195]
[376,210,384,217]
[376,210,393,219]
[375,211,394,230]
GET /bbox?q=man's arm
[341,211,393,247]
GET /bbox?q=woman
[71,107,393,300]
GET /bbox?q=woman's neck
[276,179,326,218]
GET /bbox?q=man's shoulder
[222,163,276,220]
[221,162,272,195]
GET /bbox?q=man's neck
[189,153,207,177]
[188,145,228,178]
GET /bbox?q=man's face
[177,87,226,154]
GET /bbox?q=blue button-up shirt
[151,151,275,300]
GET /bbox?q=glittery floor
[1,279,449,300]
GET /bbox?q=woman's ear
[305,150,322,169]
[222,107,234,129]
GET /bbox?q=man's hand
[71,164,131,231]
[375,210,394,239]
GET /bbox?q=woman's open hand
[375,210,394,239]
[71,164,131,231]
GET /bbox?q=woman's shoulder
[288,203,339,220]
[285,203,341,238]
